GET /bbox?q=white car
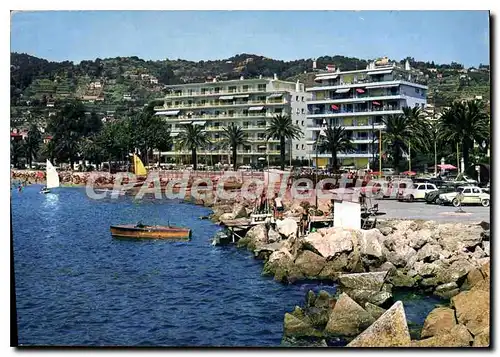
[397,183,438,202]
[438,186,490,207]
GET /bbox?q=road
[374,199,490,223]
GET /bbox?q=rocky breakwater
[281,260,489,347]
[257,219,489,299]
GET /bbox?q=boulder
[434,282,459,299]
[294,250,326,277]
[357,229,384,260]
[437,224,484,252]
[244,224,268,249]
[324,293,375,337]
[267,228,281,243]
[283,312,323,338]
[451,288,490,336]
[444,259,476,284]
[472,327,490,347]
[412,324,472,347]
[364,302,386,320]
[218,212,235,222]
[253,242,284,260]
[338,271,388,291]
[343,289,392,307]
[386,244,417,267]
[420,307,457,339]
[472,246,486,260]
[305,290,316,308]
[407,229,434,250]
[347,301,411,347]
[482,241,490,256]
[378,226,393,236]
[480,261,490,279]
[388,270,418,288]
[370,261,396,274]
[276,218,298,239]
[317,254,349,280]
[461,268,485,291]
[314,290,335,309]
[412,261,438,277]
[304,228,354,259]
[262,248,293,278]
[232,203,248,219]
[416,243,442,263]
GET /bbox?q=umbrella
[258,157,266,161]
[437,164,457,170]
[402,171,416,176]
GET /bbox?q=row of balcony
[155,99,287,111]
[160,150,282,156]
[162,113,280,120]
[164,88,271,98]
[312,73,427,88]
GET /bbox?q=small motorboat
[110,223,191,240]
[40,188,51,194]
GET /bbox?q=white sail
[46,160,60,189]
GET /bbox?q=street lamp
[315,119,327,208]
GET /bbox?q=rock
[370,261,396,274]
[437,224,484,252]
[304,228,354,259]
[232,203,248,219]
[347,301,411,347]
[481,229,490,241]
[314,290,334,309]
[294,250,326,277]
[317,254,349,280]
[267,228,281,243]
[412,324,472,347]
[305,290,316,308]
[253,242,284,260]
[416,243,442,263]
[461,268,485,290]
[262,248,293,278]
[412,261,438,277]
[472,327,490,347]
[324,293,375,337]
[244,224,268,250]
[276,218,298,239]
[283,312,323,338]
[444,259,476,284]
[344,289,392,307]
[407,229,433,250]
[378,226,393,236]
[472,246,486,259]
[281,336,328,347]
[420,307,457,338]
[218,212,235,222]
[434,282,459,299]
[357,229,384,259]
[482,241,490,256]
[386,244,417,267]
[392,220,415,234]
[389,270,418,288]
[451,288,490,336]
[480,261,490,279]
[338,271,388,291]
[364,302,386,320]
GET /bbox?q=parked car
[381,168,396,176]
[438,186,490,207]
[425,184,459,204]
[397,182,438,202]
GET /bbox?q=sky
[10,10,490,67]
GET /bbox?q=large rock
[276,218,298,239]
[451,288,490,336]
[462,267,486,290]
[244,224,268,249]
[388,270,418,288]
[338,271,388,291]
[283,312,323,338]
[386,244,417,267]
[324,293,375,337]
[420,307,457,339]
[267,228,281,243]
[364,302,386,320]
[434,282,459,299]
[357,229,384,259]
[347,301,411,347]
[406,229,434,250]
[218,212,235,222]
[482,241,490,256]
[412,324,472,347]
[304,228,354,259]
[343,289,392,307]
[415,243,442,263]
[317,254,349,280]
[294,250,326,277]
[436,223,484,252]
[472,327,490,347]
[232,203,248,219]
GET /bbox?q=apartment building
[154,76,309,166]
[307,59,428,169]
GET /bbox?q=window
[296,108,300,114]
[258,84,266,91]
[301,108,305,114]
[228,86,237,93]
[243,85,249,92]
[296,120,299,125]
[201,88,207,95]
[463,188,472,194]
[472,188,481,194]
[296,95,299,101]
[415,88,420,93]
[302,96,305,102]
[296,144,299,149]
[302,144,305,150]
[418,185,426,190]
[301,121,304,126]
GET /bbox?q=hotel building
[307,58,428,169]
[154,76,310,166]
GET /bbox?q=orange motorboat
[110,223,191,240]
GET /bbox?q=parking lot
[375,199,490,223]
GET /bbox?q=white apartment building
[307,59,428,169]
[154,76,309,166]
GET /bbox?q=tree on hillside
[266,114,303,170]
[24,123,42,168]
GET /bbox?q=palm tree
[177,124,211,170]
[24,123,42,168]
[382,107,428,172]
[438,100,489,170]
[318,125,354,171]
[265,114,303,170]
[11,139,25,168]
[221,123,249,170]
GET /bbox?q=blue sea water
[12,185,440,346]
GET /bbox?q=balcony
[159,149,281,156]
[308,106,402,119]
[306,124,385,131]
[309,94,402,105]
[157,99,288,110]
[307,79,428,93]
[163,88,269,99]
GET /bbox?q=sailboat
[41,160,60,194]
[130,153,148,176]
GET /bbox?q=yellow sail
[130,153,147,176]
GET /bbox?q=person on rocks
[274,194,284,219]
[300,210,309,236]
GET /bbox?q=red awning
[331,104,339,110]
[372,101,381,106]
[356,88,365,94]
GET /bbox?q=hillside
[10,52,490,122]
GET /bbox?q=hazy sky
[11,10,490,66]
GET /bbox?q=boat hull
[110,225,191,240]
